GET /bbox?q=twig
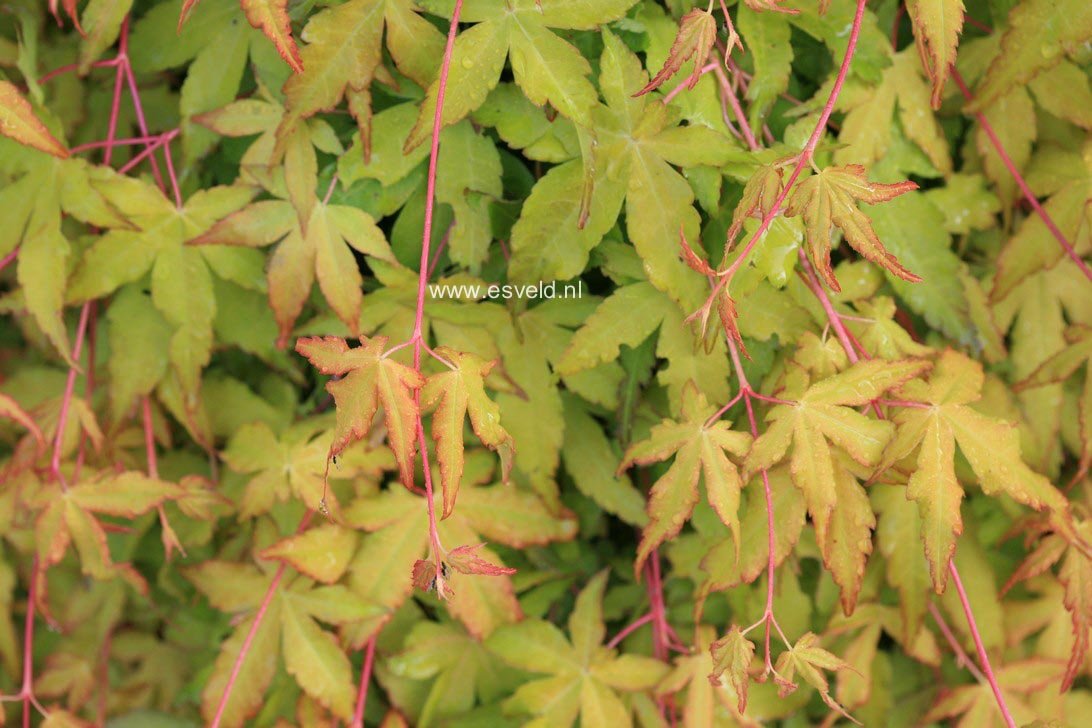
[949,562,1016,728]
[950,68,1092,286]
[350,635,377,728]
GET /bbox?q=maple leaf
[877,350,1076,593]
[635,8,722,96]
[296,336,424,488]
[192,190,396,342]
[386,620,524,726]
[486,570,669,727]
[990,139,1092,301]
[509,30,739,310]
[773,632,858,724]
[187,562,375,726]
[0,152,127,364]
[1004,517,1092,690]
[745,360,925,539]
[180,0,303,72]
[345,476,576,641]
[1016,324,1092,473]
[785,165,921,292]
[406,0,638,151]
[924,659,1067,727]
[445,543,517,577]
[709,625,756,713]
[32,471,182,590]
[67,170,256,399]
[221,419,387,518]
[972,0,1092,110]
[620,382,752,576]
[743,359,927,611]
[261,523,359,584]
[0,393,45,456]
[278,0,444,151]
[656,625,757,726]
[0,81,69,158]
[905,0,964,108]
[422,347,514,518]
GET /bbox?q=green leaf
[866,192,972,343]
[973,0,1092,109]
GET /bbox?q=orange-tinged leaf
[422,347,514,518]
[745,360,925,550]
[1004,519,1092,691]
[906,0,964,108]
[0,393,44,454]
[262,523,358,584]
[296,336,425,485]
[0,81,69,158]
[817,456,875,615]
[635,9,720,96]
[620,382,751,575]
[446,543,516,576]
[785,165,919,292]
[240,0,304,72]
[878,350,1075,592]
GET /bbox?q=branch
[210,512,313,728]
[350,635,377,728]
[950,68,1092,286]
[949,561,1017,728]
[408,0,464,598]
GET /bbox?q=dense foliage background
[1,0,1091,725]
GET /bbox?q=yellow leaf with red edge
[0,81,69,158]
[620,382,752,576]
[262,523,358,584]
[924,658,1067,726]
[241,0,303,72]
[785,165,920,292]
[296,335,424,487]
[0,393,44,454]
[906,0,964,108]
[745,359,927,548]
[280,0,443,147]
[422,347,514,518]
[1003,518,1092,691]
[818,454,876,615]
[634,9,719,96]
[877,350,1076,593]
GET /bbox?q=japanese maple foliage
[1,0,1091,726]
